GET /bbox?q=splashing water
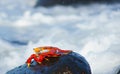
[0,0,120,74]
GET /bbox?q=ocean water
[0,0,120,74]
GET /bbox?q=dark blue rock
[117,70,120,74]
[6,52,91,74]
[35,0,120,7]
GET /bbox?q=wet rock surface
[6,52,91,74]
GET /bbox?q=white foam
[0,1,120,74]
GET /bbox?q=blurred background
[0,0,120,74]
